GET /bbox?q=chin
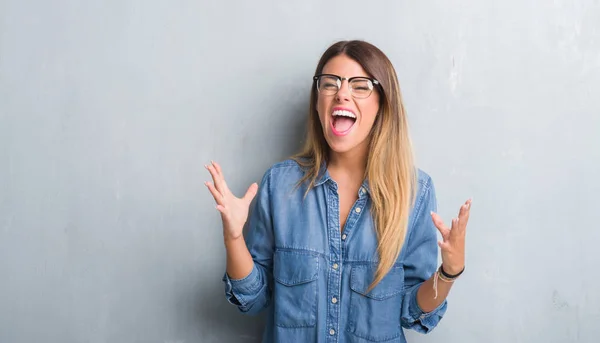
[325,138,359,155]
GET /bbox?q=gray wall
[1,1,599,342]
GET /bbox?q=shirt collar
[312,161,371,196]
[313,162,331,187]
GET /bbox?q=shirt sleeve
[400,175,448,333]
[222,169,274,315]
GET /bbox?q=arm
[401,176,471,332]
[224,237,254,279]
[206,161,274,315]
[223,169,274,314]
[400,177,447,333]
[416,202,469,312]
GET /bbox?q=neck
[327,145,368,182]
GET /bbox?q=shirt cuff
[405,283,448,332]
[222,264,262,308]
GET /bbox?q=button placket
[326,181,342,342]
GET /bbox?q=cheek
[316,95,325,110]
[360,101,380,125]
[316,97,330,121]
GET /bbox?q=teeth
[332,110,356,119]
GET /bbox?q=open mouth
[331,109,357,136]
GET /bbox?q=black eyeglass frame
[312,73,380,98]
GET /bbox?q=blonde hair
[292,40,417,291]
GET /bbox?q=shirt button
[360,187,365,194]
[332,263,339,270]
[329,329,335,335]
[332,297,338,304]
[341,234,347,240]
[355,207,361,213]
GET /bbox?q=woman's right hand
[205,161,258,241]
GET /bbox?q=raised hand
[204,161,258,241]
[430,199,472,275]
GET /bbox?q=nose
[335,80,351,103]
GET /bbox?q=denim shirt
[222,159,447,343]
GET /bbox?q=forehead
[321,54,369,78]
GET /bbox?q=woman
[205,40,471,342]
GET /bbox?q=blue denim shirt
[222,159,447,342]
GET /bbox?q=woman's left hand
[430,199,472,275]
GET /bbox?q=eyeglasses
[313,73,380,99]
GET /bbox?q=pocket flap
[274,250,319,286]
[350,264,404,300]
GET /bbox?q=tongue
[334,117,355,132]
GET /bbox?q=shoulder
[264,158,306,178]
[402,168,439,253]
[413,168,437,214]
[258,158,307,190]
[416,168,434,193]
[268,158,304,172]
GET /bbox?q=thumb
[243,183,259,203]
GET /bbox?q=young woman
[205,40,471,343]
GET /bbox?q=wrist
[223,233,244,246]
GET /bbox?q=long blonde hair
[292,40,417,291]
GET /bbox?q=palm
[205,161,258,240]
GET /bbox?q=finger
[431,212,450,240]
[458,199,471,232]
[205,163,229,194]
[438,240,451,250]
[449,217,462,240]
[431,212,451,238]
[215,204,228,216]
[212,160,223,178]
[205,163,218,183]
[213,161,232,195]
[243,183,259,204]
[205,181,224,204]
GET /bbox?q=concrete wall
[1,1,599,342]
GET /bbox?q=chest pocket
[347,264,405,342]
[273,250,319,328]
